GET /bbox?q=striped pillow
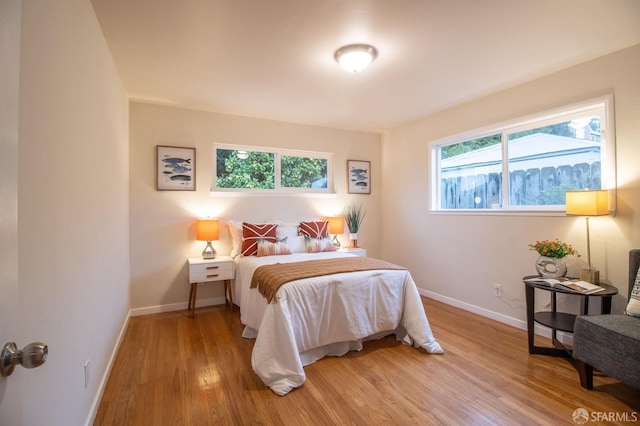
[304,236,337,253]
[299,221,329,239]
[625,267,640,317]
[241,223,277,256]
[257,238,292,257]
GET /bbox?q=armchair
[572,249,640,389]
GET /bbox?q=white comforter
[234,252,443,395]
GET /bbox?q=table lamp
[324,216,345,248]
[566,189,609,283]
[196,218,219,259]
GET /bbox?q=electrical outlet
[84,359,90,389]
[493,283,503,298]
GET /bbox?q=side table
[523,276,618,358]
[337,247,367,257]
[188,256,234,317]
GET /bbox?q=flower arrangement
[529,239,580,258]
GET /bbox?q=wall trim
[420,289,572,344]
[85,312,131,426]
[129,296,227,316]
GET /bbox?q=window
[431,96,615,212]
[213,145,333,193]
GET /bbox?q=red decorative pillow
[241,223,277,256]
[299,221,329,239]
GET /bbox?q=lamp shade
[324,216,345,234]
[565,190,609,216]
[196,218,219,241]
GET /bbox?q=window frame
[429,95,616,215]
[212,144,335,195]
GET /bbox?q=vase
[535,256,567,278]
[349,233,358,248]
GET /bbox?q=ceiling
[91,0,640,132]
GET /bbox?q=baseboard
[129,296,227,317]
[419,289,572,344]
[84,311,131,426]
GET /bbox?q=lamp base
[332,234,341,248]
[579,269,599,284]
[202,241,216,259]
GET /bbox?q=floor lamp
[565,190,609,283]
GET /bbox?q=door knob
[1,341,48,377]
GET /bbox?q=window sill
[429,209,615,217]
[210,191,337,198]
[429,209,569,217]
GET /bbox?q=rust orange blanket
[250,257,406,303]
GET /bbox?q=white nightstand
[338,247,367,257]
[188,256,234,317]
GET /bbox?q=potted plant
[344,204,366,248]
[529,238,580,278]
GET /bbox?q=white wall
[129,102,381,311]
[382,44,640,325]
[12,1,130,425]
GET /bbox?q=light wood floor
[94,298,639,425]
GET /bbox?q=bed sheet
[234,252,443,395]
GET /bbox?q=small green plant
[344,204,366,233]
[529,239,580,258]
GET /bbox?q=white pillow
[286,236,306,253]
[276,221,299,239]
[625,267,640,317]
[227,220,243,258]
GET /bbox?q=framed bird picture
[156,145,196,191]
[347,160,370,194]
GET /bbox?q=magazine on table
[524,277,606,294]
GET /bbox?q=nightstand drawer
[189,261,233,283]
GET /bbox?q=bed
[229,221,443,395]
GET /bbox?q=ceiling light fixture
[334,44,378,73]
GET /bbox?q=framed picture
[347,160,370,194]
[156,145,196,191]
